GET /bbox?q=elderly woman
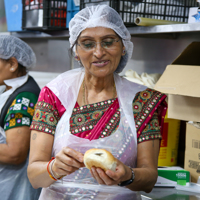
[28,5,167,200]
[0,35,41,200]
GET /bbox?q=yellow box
[158,113,180,166]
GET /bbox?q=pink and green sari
[31,87,167,143]
[31,69,167,200]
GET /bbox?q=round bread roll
[84,148,117,172]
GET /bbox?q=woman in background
[0,35,41,200]
[28,5,167,200]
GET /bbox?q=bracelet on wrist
[118,166,135,187]
[47,157,57,181]
[50,159,64,180]
[47,157,64,181]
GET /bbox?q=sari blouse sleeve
[30,86,65,135]
[133,88,167,144]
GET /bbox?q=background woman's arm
[0,91,39,165]
[0,126,30,165]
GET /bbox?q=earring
[122,49,126,55]
[74,55,79,61]
[75,55,83,66]
[10,68,14,71]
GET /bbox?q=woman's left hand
[90,159,132,186]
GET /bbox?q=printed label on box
[160,123,168,147]
[192,139,200,149]
[188,7,200,23]
[188,160,200,173]
[155,168,190,187]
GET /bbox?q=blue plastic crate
[4,0,23,32]
[67,0,79,28]
[4,0,79,31]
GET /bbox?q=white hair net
[0,35,36,70]
[69,5,133,73]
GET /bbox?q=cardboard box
[155,167,190,187]
[184,123,200,183]
[154,42,200,122]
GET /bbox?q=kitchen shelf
[0,32,10,36]
[7,23,200,39]
[128,23,200,35]
[11,30,70,39]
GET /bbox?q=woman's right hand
[51,147,85,178]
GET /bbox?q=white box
[188,7,200,23]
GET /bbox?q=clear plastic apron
[39,68,146,200]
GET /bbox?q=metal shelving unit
[10,30,70,39]
[3,23,199,39]
[128,23,200,35]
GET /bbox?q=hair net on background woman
[0,35,36,70]
[27,4,167,200]
[0,35,41,200]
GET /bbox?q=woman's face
[76,27,125,78]
[0,58,13,85]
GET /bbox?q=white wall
[25,32,200,84]
[29,71,60,89]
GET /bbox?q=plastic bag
[176,182,200,194]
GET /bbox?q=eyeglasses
[77,38,120,51]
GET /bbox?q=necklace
[82,78,116,105]
[82,78,87,105]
